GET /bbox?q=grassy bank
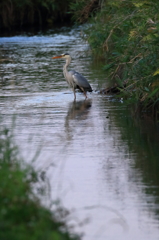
[81,0,159,118]
[0,125,80,240]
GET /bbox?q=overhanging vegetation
[82,0,159,117]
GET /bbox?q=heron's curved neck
[63,56,71,79]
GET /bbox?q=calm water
[1,27,159,240]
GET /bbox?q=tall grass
[82,0,159,117]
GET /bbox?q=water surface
[0,27,159,240]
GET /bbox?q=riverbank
[81,0,159,118]
[0,0,98,32]
[0,125,80,240]
[0,0,71,31]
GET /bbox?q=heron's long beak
[52,55,63,59]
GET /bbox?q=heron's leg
[79,87,87,99]
[84,92,88,99]
[73,88,76,100]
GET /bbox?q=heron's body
[52,53,92,99]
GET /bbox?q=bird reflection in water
[66,99,92,121]
[64,99,92,142]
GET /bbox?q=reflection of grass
[0,126,80,240]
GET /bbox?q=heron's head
[52,53,70,60]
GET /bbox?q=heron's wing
[70,70,92,92]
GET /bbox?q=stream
[0,26,159,240]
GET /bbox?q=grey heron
[52,53,92,100]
